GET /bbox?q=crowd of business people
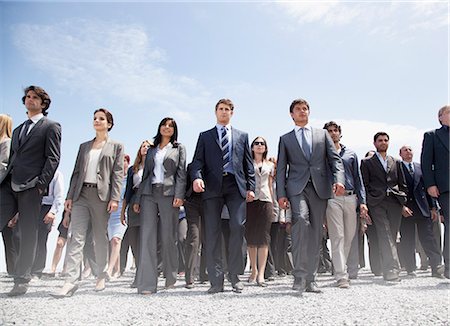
[0,85,448,298]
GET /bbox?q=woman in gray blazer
[51,108,124,297]
[133,117,186,295]
[0,114,14,275]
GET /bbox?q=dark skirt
[245,200,273,246]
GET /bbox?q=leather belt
[344,190,354,196]
[83,183,97,188]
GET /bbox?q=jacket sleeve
[109,143,124,202]
[37,121,62,192]
[174,144,187,199]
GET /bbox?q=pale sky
[0,1,448,271]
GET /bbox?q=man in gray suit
[421,105,450,278]
[276,99,345,295]
[0,86,61,296]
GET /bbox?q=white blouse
[84,148,102,183]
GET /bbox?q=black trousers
[184,194,207,283]
[0,179,43,284]
[438,192,449,274]
[203,175,246,287]
[398,201,442,272]
[366,222,382,275]
[31,205,52,276]
[1,225,16,275]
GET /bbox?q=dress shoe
[139,290,155,295]
[230,275,244,293]
[42,272,56,278]
[278,271,287,277]
[337,279,350,289]
[384,270,401,282]
[165,280,176,289]
[266,276,275,281]
[7,283,28,297]
[431,264,445,278]
[185,283,194,289]
[94,278,106,292]
[292,278,306,293]
[130,280,137,288]
[406,271,417,277]
[305,281,322,293]
[50,283,78,298]
[207,286,224,294]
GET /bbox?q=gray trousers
[137,185,179,293]
[289,182,327,282]
[369,196,402,276]
[326,194,358,281]
[65,187,110,284]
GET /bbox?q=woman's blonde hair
[0,114,12,139]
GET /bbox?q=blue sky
[0,1,448,269]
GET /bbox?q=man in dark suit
[421,105,450,278]
[191,98,255,294]
[0,85,61,296]
[361,132,407,282]
[397,145,444,278]
[276,99,345,295]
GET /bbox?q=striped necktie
[221,126,230,171]
[408,162,414,175]
[300,128,311,161]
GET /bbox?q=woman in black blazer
[133,117,186,295]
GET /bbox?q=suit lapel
[436,126,449,152]
[98,137,112,164]
[18,118,45,149]
[372,155,386,174]
[386,156,394,174]
[288,130,307,161]
[413,162,421,188]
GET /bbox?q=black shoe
[7,283,28,297]
[185,283,194,289]
[305,281,322,293]
[207,285,224,294]
[431,264,445,278]
[266,276,275,281]
[278,271,287,277]
[349,274,357,280]
[230,275,244,293]
[384,270,401,282]
[292,278,306,292]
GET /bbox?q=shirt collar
[29,113,44,124]
[216,124,231,132]
[294,124,311,133]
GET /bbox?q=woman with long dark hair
[134,117,186,295]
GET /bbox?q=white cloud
[273,1,448,37]
[12,20,211,116]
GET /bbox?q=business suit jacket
[136,143,187,202]
[191,127,255,199]
[421,126,449,194]
[276,128,345,200]
[360,154,407,207]
[0,138,11,182]
[66,138,124,203]
[402,162,433,218]
[0,117,61,193]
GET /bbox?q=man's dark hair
[323,121,341,133]
[289,98,310,113]
[22,85,51,116]
[373,131,389,142]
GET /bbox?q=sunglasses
[254,141,265,146]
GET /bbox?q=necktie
[301,128,311,161]
[408,162,414,175]
[19,119,32,146]
[221,127,230,170]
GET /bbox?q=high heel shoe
[50,283,78,298]
[257,280,268,287]
[95,278,106,292]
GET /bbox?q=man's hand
[43,212,56,225]
[64,199,73,213]
[8,215,18,228]
[427,186,440,198]
[173,198,183,208]
[193,179,205,193]
[62,211,71,228]
[246,191,255,202]
[133,203,140,214]
[333,183,345,196]
[108,200,119,213]
[278,197,289,210]
[402,206,413,218]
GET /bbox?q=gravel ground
[1,268,449,325]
